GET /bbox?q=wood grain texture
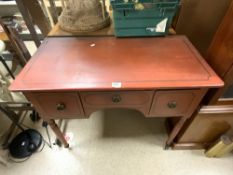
[9,36,223,92]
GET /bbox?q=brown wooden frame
[172,105,233,149]
[205,1,233,105]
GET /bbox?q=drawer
[80,91,154,116]
[149,90,201,117]
[27,92,84,119]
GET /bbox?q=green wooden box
[110,0,180,37]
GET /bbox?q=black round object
[9,129,42,159]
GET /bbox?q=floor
[0,109,233,175]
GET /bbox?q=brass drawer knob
[167,101,177,109]
[112,95,121,103]
[56,103,66,111]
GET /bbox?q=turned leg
[46,119,69,148]
[165,117,187,149]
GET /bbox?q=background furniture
[171,1,233,149]
[205,1,233,105]
[0,0,46,43]
[173,106,233,149]
[15,0,52,47]
[9,36,223,148]
[0,20,31,67]
[176,0,232,56]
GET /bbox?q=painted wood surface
[10,36,223,92]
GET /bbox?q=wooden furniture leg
[23,0,52,36]
[165,117,187,149]
[0,20,31,66]
[46,119,69,148]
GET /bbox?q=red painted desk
[10,36,223,148]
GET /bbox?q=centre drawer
[80,91,154,116]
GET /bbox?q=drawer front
[149,90,202,117]
[80,91,154,116]
[27,92,84,119]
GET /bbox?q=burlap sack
[58,0,110,33]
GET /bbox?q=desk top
[10,36,223,92]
